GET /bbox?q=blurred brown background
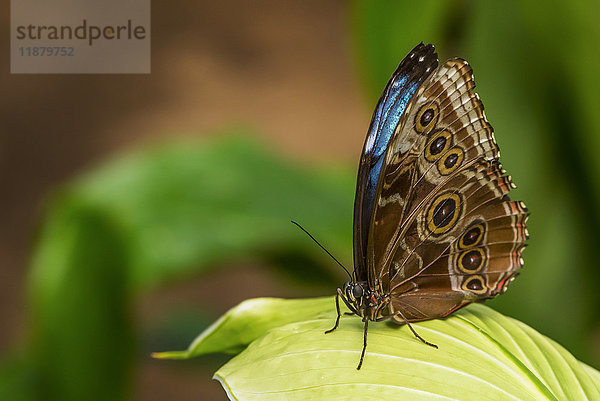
[2,1,367,399]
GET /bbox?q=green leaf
[153,297,335,358]
[159,297,600,400]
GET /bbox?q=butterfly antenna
[290,221,353,281]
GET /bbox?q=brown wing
[365,59,527,319]
[388,160,528,321]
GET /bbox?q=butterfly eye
[415,103,439,133]
[352,285,364,299]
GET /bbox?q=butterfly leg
[357,318,368,370]
[395,310,438,349]
[325,289,342,334]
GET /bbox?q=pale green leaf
[158,297,600,400]
[153,297,335,358]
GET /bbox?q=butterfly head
[342,281,389,321]
[343,281,364,301]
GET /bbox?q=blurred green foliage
[2,1,600,400]
[0,134,355,401]
[29,202,133,400]
[64,135,354,289]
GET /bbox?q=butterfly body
[338,280,389,322]
[328,43,529,369]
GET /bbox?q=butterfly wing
[387,160,528,321]
[353,43,438,284]
[367,57,528,320]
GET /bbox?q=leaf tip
[151,351,189,360]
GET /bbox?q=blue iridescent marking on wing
[353,43,438,276]
[366,77,416,158]
[363,79,419,219]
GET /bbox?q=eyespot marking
[458,248,486,273]
[415,103,439,134]
[424,130,452,162]
[461,275,487,294]
[437,147,464,175]
[426,192,462,236]
[459,223,485,249]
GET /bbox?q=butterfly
[325,43,529,370]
